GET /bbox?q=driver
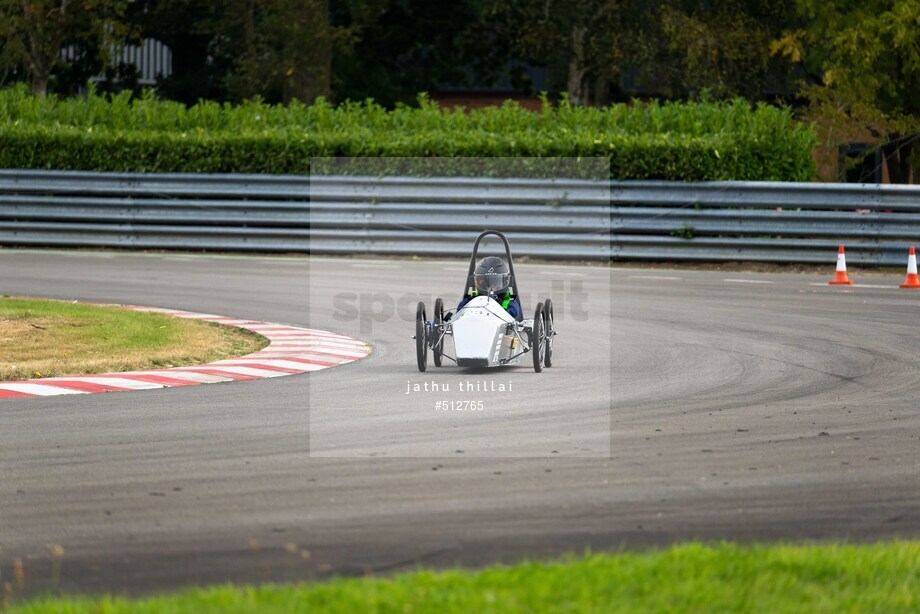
[457,256,523,320]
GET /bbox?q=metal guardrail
[0,169,918,264]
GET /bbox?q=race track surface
[1,250,918,596]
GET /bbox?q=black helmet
[473,256,511,295]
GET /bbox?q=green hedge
[0,86,817,180]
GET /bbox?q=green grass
[0,297,267,380]
[8,542,920,613]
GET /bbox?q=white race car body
[414,230,554,373]
[448,296,533,368]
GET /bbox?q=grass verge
[0,297,267,381]
[7,541,920,613]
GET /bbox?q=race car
[414,230,556,373]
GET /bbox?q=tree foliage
[490,0,796,105]
[772,0,920,179]
[213,0,339,104]
[0,0,129,96]
[655,0,796,100]
[332,0,503,107]
[0,0,915,181]
[129,0,346,104]
[490,0,630,106]
[773,0,920,118]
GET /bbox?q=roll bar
[463,230,520,300]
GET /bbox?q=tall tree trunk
[20,0,73,97]
[238,0,259,99]
[593,73,609,107]
[567,24,589,105]
[29,72,50,97]
[284,0,331,104]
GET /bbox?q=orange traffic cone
[828,245,854,285]
[900,246,920,289]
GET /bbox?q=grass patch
[0,297,267,381]
[7,542,920,613]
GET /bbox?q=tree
[772,0,920,179]
[128,0,375,105]
[652,0,796,100]
[0,0,128,96]
[216,0,335,104]
[332,0,503,107]
[491,0,793,105]
[773,0,920,118]
[494,0,631,106]
[195,0,359,104]
[127,0,230,104]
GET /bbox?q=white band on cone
[908,254,917,275]
[837,253,847,271]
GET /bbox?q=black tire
[532,302,545,373]
[543,298,554,368]
[415,301,427,372]
[433,298,444,367]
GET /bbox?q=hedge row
[0,86,817,180]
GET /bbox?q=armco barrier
[0,170,918,264]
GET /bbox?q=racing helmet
[473,256,512,295]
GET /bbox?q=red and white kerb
[0,306,370,399]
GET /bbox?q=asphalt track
[1,250,919,597]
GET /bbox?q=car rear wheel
[433,298,444,367]
[532,302,545,373]
[415,301,427,372]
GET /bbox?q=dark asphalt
[1,249,918,597]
